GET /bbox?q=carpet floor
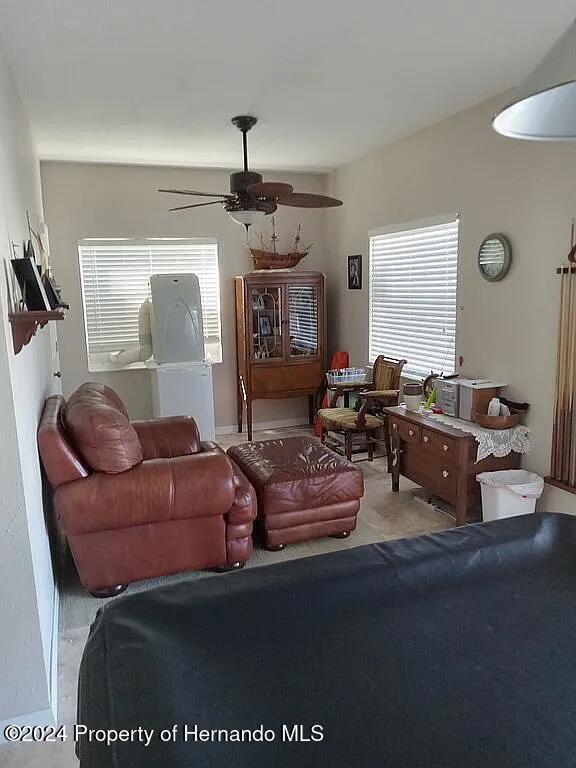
[3,426,453,767]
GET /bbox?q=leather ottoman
[227,436,364,550]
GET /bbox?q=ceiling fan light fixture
[493,20,576,140]
[227,208,267,228]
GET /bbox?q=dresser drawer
[402,448,457,502]
[421,428,456,459]
[425,461,457,498]
[390,418,420,445]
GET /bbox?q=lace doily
[425,413,531,463]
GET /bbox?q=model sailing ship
[250,218,313,269]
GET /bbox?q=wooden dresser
[385,406,521,525]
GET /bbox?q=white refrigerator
[150,361,216,441]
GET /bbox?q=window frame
[77,237,222,372]
[368,214,459,380]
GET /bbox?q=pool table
[78,512,576,767]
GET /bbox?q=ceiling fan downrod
[230,116,262,194]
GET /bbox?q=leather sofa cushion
[227,436,364,515]
[133,417,201,459]
[318,407,383,431]
[64,383,143,474]
[71,382,129,416]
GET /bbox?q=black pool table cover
[77,513,576,767]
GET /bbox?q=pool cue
[551,269,565,478]
[560,224,576,483]
[568,244,576,486]
[563,262,575,484]
[553,221,574,480]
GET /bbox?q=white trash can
[476,470,544,521]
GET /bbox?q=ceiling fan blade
[278,192,343,208]
[159,188,232,198]
[169,200,227,212]
[257,200,278,215]
[247,181,294,200]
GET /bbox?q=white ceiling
[1,1,575,171]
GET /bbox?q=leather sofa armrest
[201,440,222,453]
[200,442,257,525]
[55,450,235,535]
[132,416,201,459]
[227,458,258,526]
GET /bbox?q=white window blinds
[288,285,319,354]
[78,238,221,369]
[369,217,458,379]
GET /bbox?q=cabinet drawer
[390,418,420,445]
[251,361,323,395]
[421,428,456,459]
[425,462,457,497]
[402,448,457,501]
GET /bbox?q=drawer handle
[442,470,449,478]
[423,435,429,443]
[408,429,414,437]
[442,444,449,452]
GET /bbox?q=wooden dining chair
[318,355,406,467]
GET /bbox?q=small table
[328,382,365,408]
[385,406,521,526]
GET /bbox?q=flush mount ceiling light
[493,20,576,140]
[159,116,343,230]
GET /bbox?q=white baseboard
[216,416,310,436]
[48,583,59,721]
[0,585,60,745]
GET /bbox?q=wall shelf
[8,309,66,354]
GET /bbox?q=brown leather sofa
[38,383,256,596]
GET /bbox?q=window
[78,238,221,371]
[369,216,458,379]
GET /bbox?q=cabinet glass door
[250,285,284,360]
[288,284,319,358]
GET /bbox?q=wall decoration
[250,219,312,269]
[348,255,362,289]
[478,234,512,282]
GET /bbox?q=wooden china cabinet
[234,271,326,440]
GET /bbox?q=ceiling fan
[159,115,343,230]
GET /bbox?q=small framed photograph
[348,254,362,290]
[259,316,273,337]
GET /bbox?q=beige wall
[0,43,59,726]
[41,162,328,429]
[41,95,576,514]
[326,94,576,514]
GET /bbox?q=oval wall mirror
[478,233,512,282]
